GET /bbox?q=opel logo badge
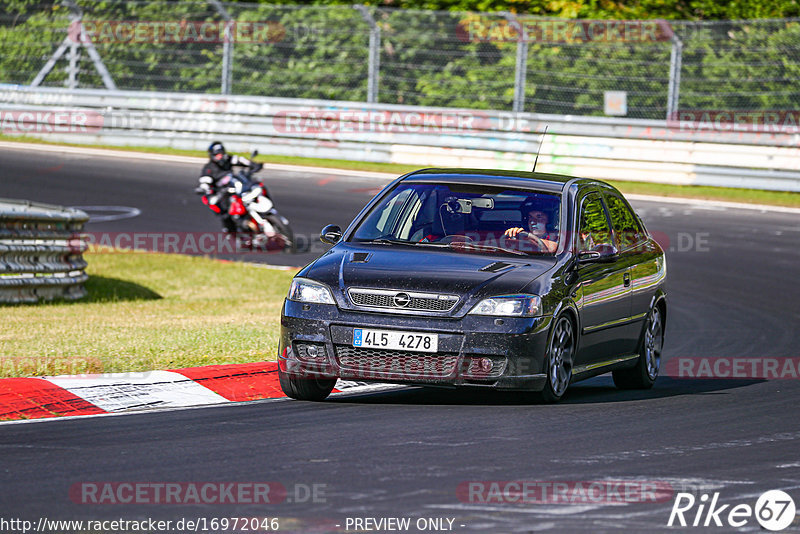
[393,292,411,307]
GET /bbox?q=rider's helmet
[208,141,226,163]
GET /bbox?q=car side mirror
[578,243,618,264]
[320,224,342,245]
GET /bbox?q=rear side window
[605,194,645,250]
[578,194,612,251]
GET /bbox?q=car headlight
[468,295,542,317]
[287,278,335,305]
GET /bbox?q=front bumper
[278,300,552,391]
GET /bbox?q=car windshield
[350,182,561,256]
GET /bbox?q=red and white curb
[0,362,397,422]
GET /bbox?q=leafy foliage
[1,1,799,118]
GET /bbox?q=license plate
[353,328,438,353]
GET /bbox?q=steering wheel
[505,230,546,252]
[438,234,475,245]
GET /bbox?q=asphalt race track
[2,145,800,532]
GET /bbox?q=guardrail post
[222,22,234,95]
[208,0,234,95]
[666,35,683,120]
[355,5,381,104]
[502,12,528,114]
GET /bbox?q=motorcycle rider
[196,141,256,233]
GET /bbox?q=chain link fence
[1,1,799,119]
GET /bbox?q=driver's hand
[505,227,524,238]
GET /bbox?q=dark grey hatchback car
[278,169,666,402]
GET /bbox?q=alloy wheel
[644,308,663,380]
[548,316,575,397]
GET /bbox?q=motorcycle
[196,151,295,253]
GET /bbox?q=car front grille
[334,345,458,379]
[348,288,458,312]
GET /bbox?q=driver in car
[504,200,559,253]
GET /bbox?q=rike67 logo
[668,490,796,531]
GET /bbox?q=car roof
[401,168,598,193]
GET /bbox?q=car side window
[367,188,417,238]
[605,194,645,250]
[578,194,612,252]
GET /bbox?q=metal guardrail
[0,199,89,304]
[1,86,799,192]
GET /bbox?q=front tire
[613,305,664,390]
[278,367,336,401]
[537,315,575,403]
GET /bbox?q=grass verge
[3,134,800,208]
[2,251,295,378]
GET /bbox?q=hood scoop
[480,261,517,273]
[349,252,372,263]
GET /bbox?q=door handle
[623,272,631,287]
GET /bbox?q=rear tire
[537,314,575,403]
[267,214,296,254]
[278,367,336,401]
[613,305,663,390]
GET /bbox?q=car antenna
[532,125,549,173]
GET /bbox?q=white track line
[0,141,396,179]
[626,194,800,214]
[3,140,798,214]
[333,380,407,395]
[0,379,407,427]
[0,395,290,427]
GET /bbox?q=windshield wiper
[364,238,440,247]
[365,238,404,245]
[361,239,528,255]
[446,242,529,256]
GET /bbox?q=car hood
[300,243,555,315]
